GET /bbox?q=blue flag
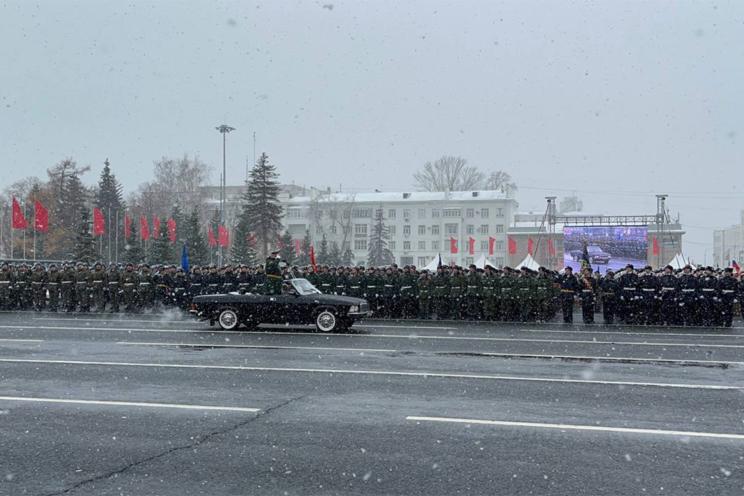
[181,242,190,272]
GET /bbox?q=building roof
[285,190,513,205]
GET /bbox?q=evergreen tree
[231,193,258,266]
[208,209,221,265]
[148,217,174,264]
[279,231,295,265]
[241,153,283,258]
[123,220,145,264]
[328,241,341,266]
[341,246,354,266]
[317,234,329,265]
[368,208,394,267]
[297,231,313,265]
[183,207,208,266]
[73,209,96,263]
[46,159,90,258]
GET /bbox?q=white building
[713,210,744,267]
[282,190,517,267]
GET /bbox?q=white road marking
[3,325,741,351]
[0,358,739,390]
[0,395,259,412]
[0,338,43,343]
[521,328,744,339]
[406,416,744,441]
[32,317,202,325]
[117,341,396,353]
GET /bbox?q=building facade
[713,210,744,267]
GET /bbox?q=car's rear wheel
[315,309,338,332]
[217,308,240,330]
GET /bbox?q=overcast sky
[1,0,742,263]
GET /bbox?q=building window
[466,224,475,235]
[495,224,504,233]
[400,256,414,266]
[315,225,323,235]
[431,225,440,235]
[480,240,488,251]
[354,239,367,250]
[431,209,440,218]
[388,209,396,219]
[479,224,489,234]
[417,225,426,235]
[481,208,489,218]
[403,241,411,250]
[418,240,426,250]
[496,241,504,251]
[432,240,440,250]
[389,240,396,250]
[466,208,474,218]
[494,257,504,266]
[330,225,337,234]
[287,207,303,219]
[403,209,411,219]
[445,223,458,235]
[354,224,368,236]
[443,208,461,218]
[496,208,503,217]
[388,225,396,235]
[465,257,474,265]
[417,257,428,266]
[418,208,426,218]
[352,208,372,218]
[403,225,411,235]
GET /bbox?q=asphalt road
[1,312,743,495]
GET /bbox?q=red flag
[207,227,217,247]
[450,237,458,254]
[293,239,302,255]
[11,198,27,229]
[309,245,317,270]
[508,236,517,255]
[548,238,556,256]
[152,216,161,238]
[124,214,132,240]
[528,237,534,255]
[218,225,229,247]
[468,236,475,255]
[140,215,150,241]
[167,218,177,243]
[34,201,48,233]
[652,236,660,256]
[732,260,741,275]
[488,236,495,256]
[93,207,105,236]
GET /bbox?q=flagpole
[33,223,36,261]
[115,210,119,263]
[9,202,13,260]
[22,197,26,260]
[107,207,111,263]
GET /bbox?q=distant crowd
[0,260,742,328]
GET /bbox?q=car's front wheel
[315,309,339,332]
[217,308,240,330]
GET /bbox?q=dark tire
[315,309,339,332]
[217,307,240,330]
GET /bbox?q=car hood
[302,293,368,306]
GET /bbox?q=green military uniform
[107,265,121,313]
[417,272,433,319]
[464,268,482,320]
[400,269,418,319]
[89,263,107,312]
[15,265,32,310]
[75,265,91,312]
[432,270,450,319]
[0,263,15,309]
[138,266,154,309]
[500,271,518,321]
[449,269,467,320]
[120,265,139,311]
[30,265,48,311]
[60,265,77,312]
[265,253,283,295]
[47,265,62,312]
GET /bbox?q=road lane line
[521,328,744,339]
[0,358,739,390]
[0,339,43,343]
[406,416,744,441]
[32,317,202,325]
[116,342,397,353]
[0,395,259,412]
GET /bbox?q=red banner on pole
[167,218,177,243]
[140,215,150,241]
[93,208,105,236]
[293,238,302,255]
[124,214,132,240]
[488,236,495,256]
[652,236,660,256]
[468,237,475,255]
[34,201,48,233]
[508,236,517,255]
[548,238,556,256]
[309,245,317,270]
[449,237,458,254]
[218,225,229,247]
[152,216,161,239]
[11,197,27,229]
[207,227,217,247]
[528,237,534,255]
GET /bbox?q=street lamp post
[215,124,235,266]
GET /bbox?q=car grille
[360,302,369,312]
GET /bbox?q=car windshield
[290,278,322,296]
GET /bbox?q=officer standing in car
[265,250,283,295]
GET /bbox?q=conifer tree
[297,231,313,265]
[148,217,174,264]
[317,234,329,265]
[367,208,394,267]
[73,209,96,263]
[241,153,283,258]
[279,231,295,265]
[123,221,145,264]
[183,207,208,266]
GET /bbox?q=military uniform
[138,266,155,309]
[558,269,580,323]
[677,268,699,326]
[47,265,62,312]
[417,272,433,319]
[718,269,737,327]
[265,253,283,295]
[578,270,597,324]
[120,265,139,311]
[658,268,679,326]
[15,265,32,310]
[637,268,659,325]
[60,266,77,312]
[30,265,48,311]
[0,264,13,309]
[107,265,121,312]
[89,264,107,312]
[75,265,91,312]
[599,272,619,324]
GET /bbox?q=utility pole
[656,194,667,268]
[215,124,235,266]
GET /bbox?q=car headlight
[349,305,359,313]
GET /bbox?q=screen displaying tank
[563,226,648,272]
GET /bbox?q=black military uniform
[578,268,597,324]
[599,270,619,324]
[718,268,737,327]
[677,266,699,326]
[637,266,659,325]
[658,266,679,326]
[558,267,580,323]
[617,265,639,324]
[698,268,719,327]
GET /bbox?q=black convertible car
[190,278,371,332]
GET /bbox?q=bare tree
[483,171,518,197]
[559,195,583,214]
[133,155,211,217]
[413,156,485,192]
